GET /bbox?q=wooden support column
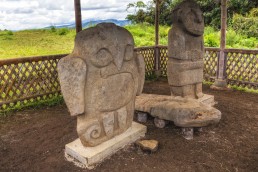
[155,0,160,46]
[212,0,228,88]
[154,0,161,77]
[74,0,82,33]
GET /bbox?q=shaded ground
[0,80,258,172]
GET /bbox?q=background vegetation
[0,24,257,59]
[0,0,257,59]
[126,0,258,29]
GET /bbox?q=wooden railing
[0,54,67,112]
[0,47,257,112]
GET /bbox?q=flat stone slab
[197,94,215,106]
[135,94,221,128]
[65,122,146,169]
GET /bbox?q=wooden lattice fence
[0,47,257,112]
[225,49,258,90]
[135,46,155,78]
[204,48,220,82]
[0,54,67,112]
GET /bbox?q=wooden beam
[217,0,227,80]
[213,0,228,88]
[74,0,82,33]
[155,0,160,46]
[220,0,227,51]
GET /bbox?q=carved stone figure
[167,0,204,99]
[58,23,145,147]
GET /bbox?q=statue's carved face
[173,1,204,36]
[73,23,135,70]
[181,7,204,36]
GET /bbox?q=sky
[0,0,149,30]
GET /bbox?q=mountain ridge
[45,19,131,29]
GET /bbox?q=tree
[232,8,258,37]
[126,1,148,23]
[126,0,258,29]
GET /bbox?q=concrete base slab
[65,122,147,169]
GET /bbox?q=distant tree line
[126,0,258,29]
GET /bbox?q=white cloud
[0,0,149,30]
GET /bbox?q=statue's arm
[135,53,145,95]
[57,55,87,116]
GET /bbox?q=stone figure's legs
[182,85,194,98]
[171,84,203,99]
[195,83,204,98]
[171,85,197,98]
[170,86,183,97]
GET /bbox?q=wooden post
[155,0,160,46]
[212,0,228,88]
[154,0,160,77]
[74,0,82,33]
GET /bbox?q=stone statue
[167,0,204,99]
[58,23,145,147]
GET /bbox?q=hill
[45,19,131,29]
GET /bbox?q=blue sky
[0,0,149,30]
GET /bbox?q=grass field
[0,24,257,59]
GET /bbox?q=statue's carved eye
[124,45,134,61]
[91,48,113,67]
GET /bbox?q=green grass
[0,24,257,59]
[0,29,75,59]
[0,95,64,116]
[230,85,258,94]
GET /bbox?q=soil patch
[1,80,258,172]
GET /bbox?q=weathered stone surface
[154,118,168,128]
[182,128,194,140]
[135,94,221,128]
[136,139,159,152]
[65,122,147,169]
[136,112,148,123]
[167,60,203,86]
[58,23,145,147]
[167,0,204,99]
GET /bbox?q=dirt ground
[0,80,258,172]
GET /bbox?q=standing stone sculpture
[167,0,204,99]
[135,0,221,140]
[58,23,145,147]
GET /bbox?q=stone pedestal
[65,122,146,169]
[135,94,221,128]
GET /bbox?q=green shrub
[232,8,258,37]
[50,26,56,32]
[226,29,241,47]
[204,26,216,35]
[57,28,69,35]
[204,32,220,47]
[7,31,13,35]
